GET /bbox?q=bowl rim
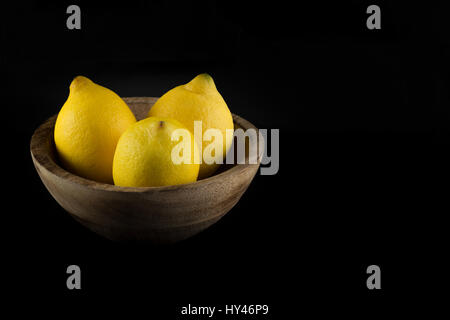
[30,97,263,193]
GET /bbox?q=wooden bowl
[30,97,262,243]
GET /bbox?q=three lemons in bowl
[54,74,234,187]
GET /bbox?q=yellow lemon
[148,73,234,179]
[113,117,200,187]
[54,76,136,183]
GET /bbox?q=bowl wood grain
[30,97,262,243]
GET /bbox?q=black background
[2,0,448,317]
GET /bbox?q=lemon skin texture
[113,117,200,187]
[148,74,234,179]
[54,76,136,184]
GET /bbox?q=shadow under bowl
[30,97,262,243]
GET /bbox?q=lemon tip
[185,73,216,92]
[70,76,92,91]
